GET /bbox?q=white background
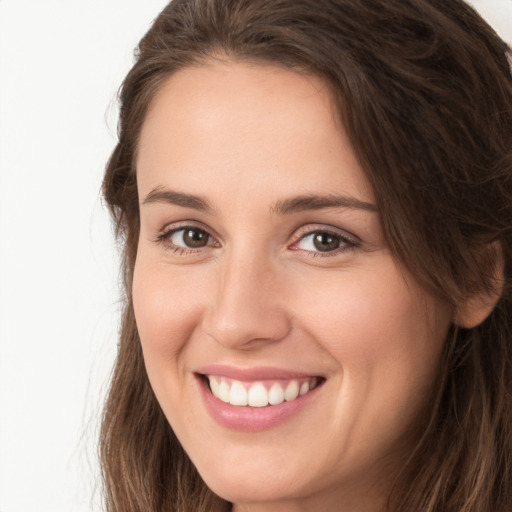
[0,2,510,511]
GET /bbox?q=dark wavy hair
[100,1,512,510]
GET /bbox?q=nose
[202,251,292,350]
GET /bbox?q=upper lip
[197,364,322,381]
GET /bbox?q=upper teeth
[207,376,318,407]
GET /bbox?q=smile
[206,375,320,407]
[197,366,325,430]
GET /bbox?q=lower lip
[197,375,323,431]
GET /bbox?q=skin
[133,61,454,512]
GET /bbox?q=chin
[202,472,302,506]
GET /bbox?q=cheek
[297,265,445,356]
[132,260,205,365]
[132,260,211,434]
[293,265,449,419]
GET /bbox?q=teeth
[218,380,230,403]
[248,383,268,407]
[299,381,310,396]
[230,381,248,406]
[209,375,220,397]
[284,381,299,401]
[207,376,320,407]
[268,383,285,405]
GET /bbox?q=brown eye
[182,228,209,247]
[168,227,211,248]
[295,230,354,254]
[312,232,341,252]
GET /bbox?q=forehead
[136,61,374,205]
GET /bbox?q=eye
[157,225,218,253]
[170,227,210,248]
[291,228,357,255]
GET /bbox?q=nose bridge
[203,245,290,349]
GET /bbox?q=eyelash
[155,224,219,256]
[155,223,359,258]
[290,227,358,257]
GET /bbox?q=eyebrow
[271,194,378,215]
[142,187,214,213]
[142,186,377,215]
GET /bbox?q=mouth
[195,365,326,430]
[202,374,323,407]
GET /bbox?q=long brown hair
[101,1,512,510]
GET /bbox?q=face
[133,61,452,512]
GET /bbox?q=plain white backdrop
[0,1,510,511]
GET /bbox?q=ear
[454,242,504,329]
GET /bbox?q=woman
[100,0,512,510]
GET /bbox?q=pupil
[183,229,208,248]
[313,233,339,252]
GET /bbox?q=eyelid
[157,219,217,238]
[155,221,220,252]
[153,221,360,257]
[289,224,360,256]
[291,224,360,245]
